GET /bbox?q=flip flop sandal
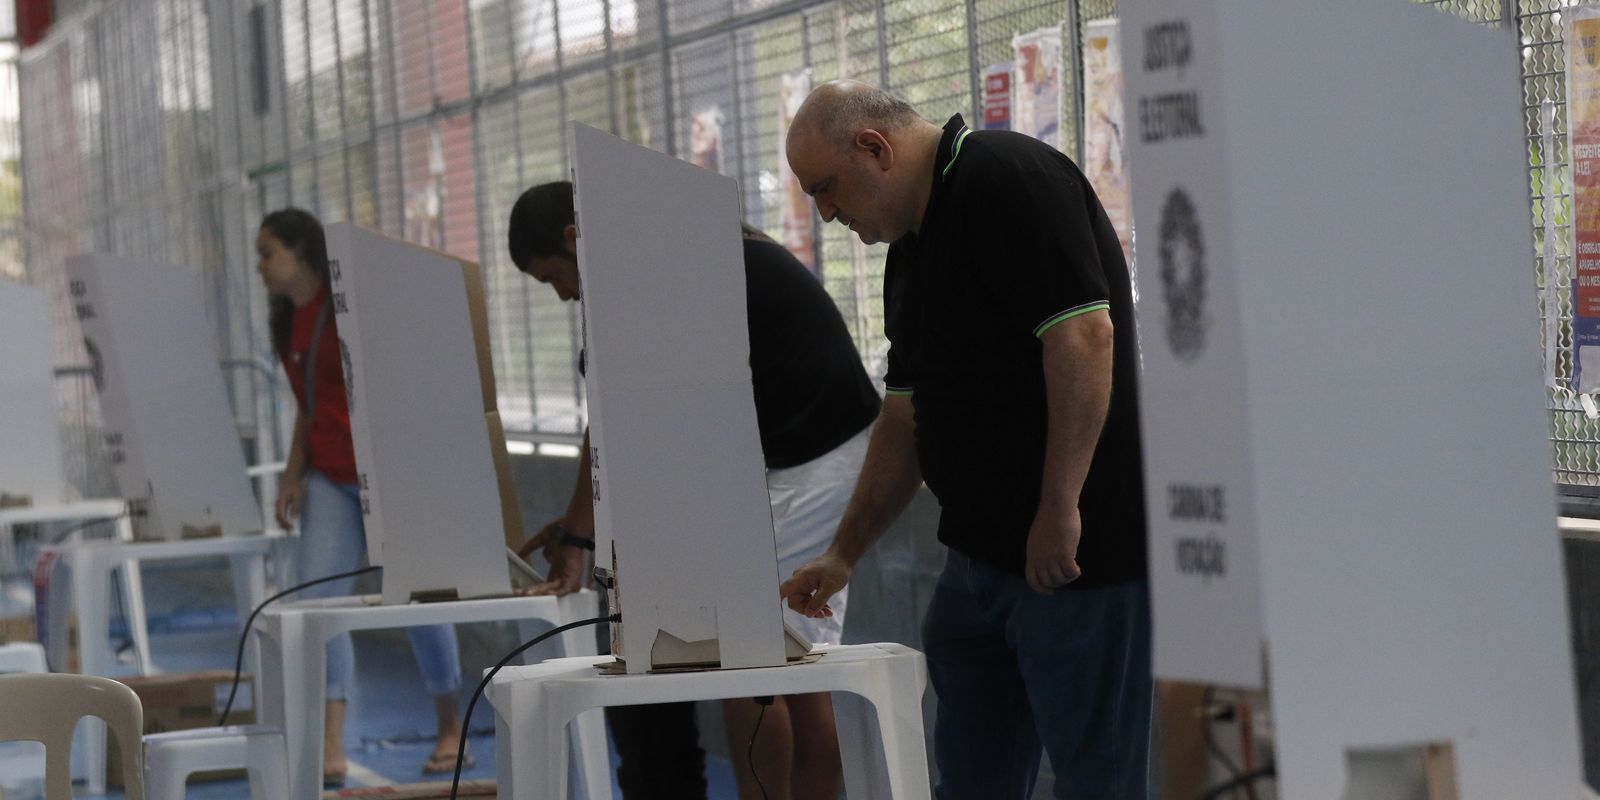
[323,767,348,788]
[422,750,476,775]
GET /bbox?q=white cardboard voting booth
[323,223,518,605]
[0,280,65,506]
[571,122,796,674]
[1121,1,1581,796]
[63,254,260,541]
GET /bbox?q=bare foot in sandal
[325,699,349,787]
[425,692,469,774]
[323,757,348,787]
[422,745,473,775]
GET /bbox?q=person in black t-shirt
[506,181,880,800]
[779,81,1152,798]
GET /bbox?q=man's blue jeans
[923,551,1152,799]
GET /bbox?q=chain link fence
[1512,1,1600,489]
[10,0,1592,492]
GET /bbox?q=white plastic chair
[0,672,144,799]
[143,725,288,800]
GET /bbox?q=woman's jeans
[295,470,462,702]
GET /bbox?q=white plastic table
[0,499,130,573]
[1,501,145,665]
[488,642,931,800]
[252,591,602,800]
[37,532,278,792]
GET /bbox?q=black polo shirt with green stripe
[882,114,1146,586]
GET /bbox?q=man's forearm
[828,396,922,565]
[1038,313,1114,510]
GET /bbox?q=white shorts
[767,425,871,646]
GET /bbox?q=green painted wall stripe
[1033,302,1110,337]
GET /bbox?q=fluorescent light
[538,443,581,458]
[505,439,536,455]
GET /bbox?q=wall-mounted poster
[1568,7,1600,391]
[1012,25,1063,150]
[688,105,724,174]
[1083,19,1132,266]
[982,62,1012,131]
[778,70,819,275]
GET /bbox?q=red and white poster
[1012,26,1063,150]
[1569,8,1600,390]
[982,63,1012,131]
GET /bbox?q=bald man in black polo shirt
[779,80,1152,798]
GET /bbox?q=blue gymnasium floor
[0,588,742,799]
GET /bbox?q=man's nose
[815,199,837,223]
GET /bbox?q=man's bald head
[789,80,922,152]
[785,80,943,245]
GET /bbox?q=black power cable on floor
[749,695,774,800]
[450,613,621,800]
[216,565,383,726]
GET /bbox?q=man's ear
[563,223,578,255]
[855,129,895,171]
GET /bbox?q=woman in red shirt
[257,209,469,785]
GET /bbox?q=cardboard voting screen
[63,254,260,540]
[323,223,515,605]
[0,280,66,506]
[1122,2,1580,797]
[572,122,790,673]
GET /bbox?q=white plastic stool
[487,642,931,800]
[254,590,604,800]
[143,725,288,800]
[0,641,46,674]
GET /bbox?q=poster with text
[1013,26,1063,150]
[1084,19,1133,266]
[779,70,819,274]
[1570,8,1600,391]
[982,62,1012,131]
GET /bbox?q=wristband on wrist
[554,524,596,551]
